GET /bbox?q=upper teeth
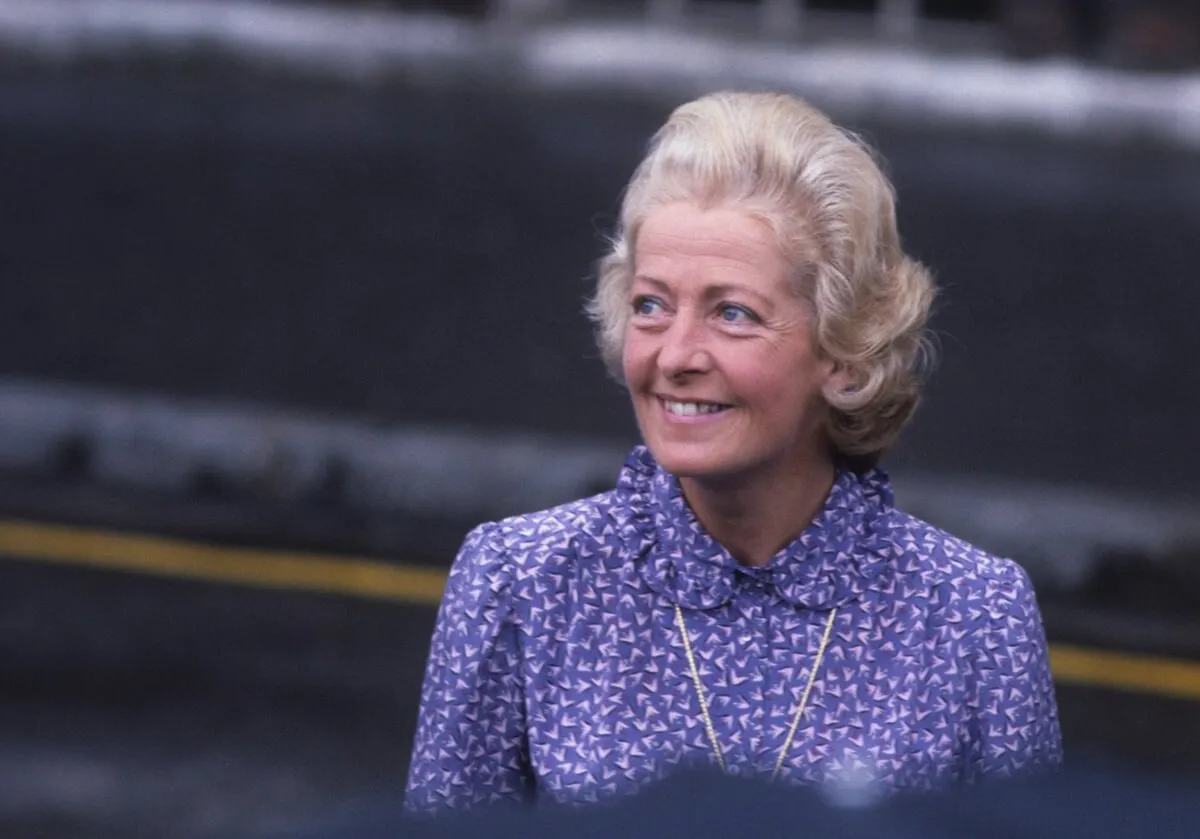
[664,400,726,416]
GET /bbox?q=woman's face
[623,201,839,485]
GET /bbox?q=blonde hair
[586,91,936,461]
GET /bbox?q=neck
[679,449,837,568]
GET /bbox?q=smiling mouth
[659,398,732,417]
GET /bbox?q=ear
[823,359,856,398]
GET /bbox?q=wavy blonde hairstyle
[586,91,936,462]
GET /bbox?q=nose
[656,313,712,380]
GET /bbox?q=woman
[404,91,1062,813]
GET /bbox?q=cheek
[730,365,777,398]
[727,344,794,393]
[731,345,827,404]
[621,333,649,384]
[619,328,657,376]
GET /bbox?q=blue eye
[718,303,757,324]
[632,296,663,316]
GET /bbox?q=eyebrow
[632,275,775,308]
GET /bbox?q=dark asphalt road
[1,65,1198,497]
[0,553,429,839]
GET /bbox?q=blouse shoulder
[884,508,1035,599]
[457,489,634,592]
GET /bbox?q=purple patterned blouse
[405,446,1062,812]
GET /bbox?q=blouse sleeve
[404,522,533,813]
[965,560,1063,780]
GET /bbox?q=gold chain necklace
[673,604,838,782]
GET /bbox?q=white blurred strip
[522,25,1200,147]
[0,0,1197,148]
[1,377,1198,589]
[0,377,629,522]
[0,0,480,75]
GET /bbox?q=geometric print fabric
[405,446,1063,812]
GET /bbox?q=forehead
[633,202,791,288]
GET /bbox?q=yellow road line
[0,518,447,606]
[1050,644,1200,701]
[3,518,1200,701]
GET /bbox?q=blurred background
[1,0,1198,836]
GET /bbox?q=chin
[645,440,745,481]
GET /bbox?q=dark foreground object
[285,762,1199,839]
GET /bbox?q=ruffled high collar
[617,445,895,612]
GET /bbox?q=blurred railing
[495,0,925,41]
[485,0,1199,69]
